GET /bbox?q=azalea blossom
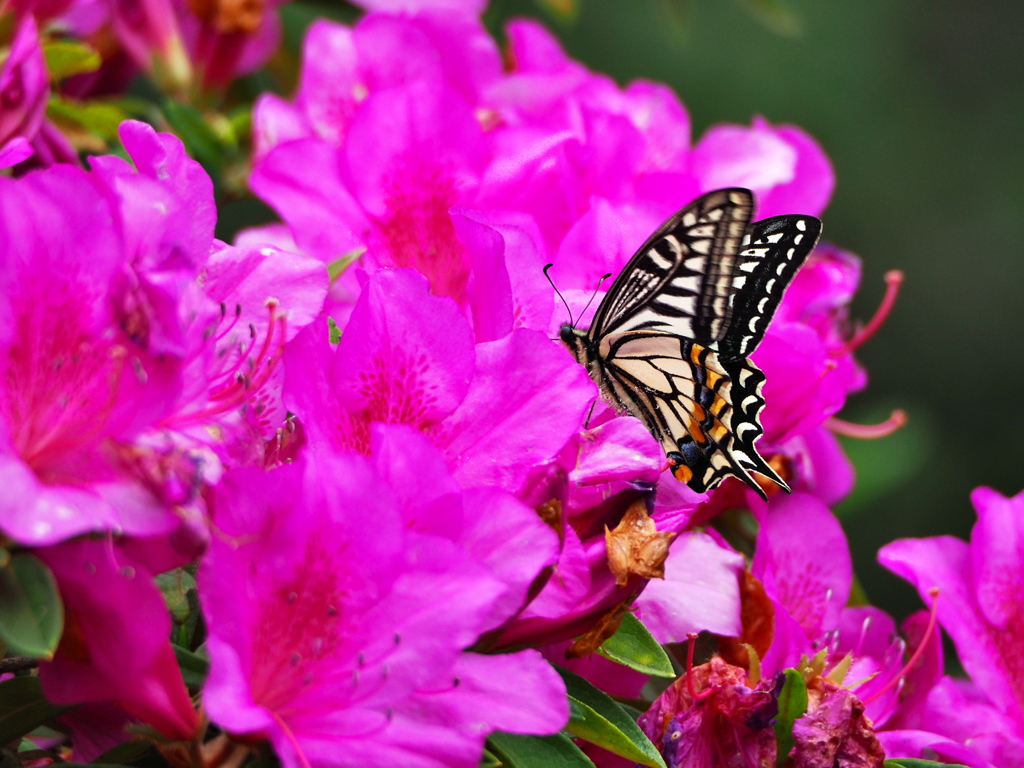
[0,162,186,545]
[200,449,568,768]
[37,537,199,755]
[878,486,1024,766]
[107,0,286,92]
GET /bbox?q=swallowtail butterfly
[559,188,822,499]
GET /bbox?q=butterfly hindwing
[597,332,785,496]
[591,189,753,343]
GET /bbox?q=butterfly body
[560,188,822,499]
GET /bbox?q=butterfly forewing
[590,189,753,344]
[565,188,821,497]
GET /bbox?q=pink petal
[752,493,852,642]
[251,138,368,261]
[637,531,745,643]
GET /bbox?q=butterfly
[559,188,822,499]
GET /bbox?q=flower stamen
[863,588,940,705]
[826,409,906,439]
[833,270,903,357]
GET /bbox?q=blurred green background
[479,0,1023,622]
[258,0,1022,624]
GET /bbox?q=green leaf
[156,568,197,625]
[91,737,156,765]
[0,553,64,659]
[327,317,342,345]
[884,761,971,768]
[773,669,808,765]
[42,40,101,80]
[487,731,593,768]
[0,676,72,746]
[327,248,366,282]
[596,611,674,678]
[556,666,665,768]
[162,101,226,177]
[47,98,130,141]
[173,645,210,690]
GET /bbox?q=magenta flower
[200,450,568,768]
[878,486,1024,765]
[751,492,853,675]
[250,8,839,341]
[0,18,49,157]
[109,0,286,92]
[36,538,199,751]
[0,164,185,545]
[284,267,592,494]
[735,493,911,721]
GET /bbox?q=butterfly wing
[590,188,753,343]
[718,214,822,361]
[597,331,784,498]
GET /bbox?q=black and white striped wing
[590,188,753,343]
[596,332,785,498]
[718,214,822,361]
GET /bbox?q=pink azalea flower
[635,530,745,644]
[200,450,568,768]
[109,0,286,92]
[742,493,917,727]
[878,486,1024,765]
[250,9,838,338]
[36,537,199,749]
[284,267,592,494]
[0,164,185,545]
[0,18,49,157]
[0,137,34,168]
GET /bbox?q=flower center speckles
[376,156,470,302]
[987,580,1024,715]
[777,561,828,639]
[249,539,352,713]
[359,348,439,428]
[3,277,123,476]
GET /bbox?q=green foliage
[773,668,808,765]
[172,645,210,690]
[0,677,72,748]
[48,98,132,143]
[327,248,367,283]
[0,553,63,660]
[556,666,665,768]
[487,731,594,768]
[596,611,675,678]
[42,40,101,80]
[162,101,229,184]
[328,317,342,345]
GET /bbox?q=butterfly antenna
[543,263,575,327]
[576,272,612,324]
